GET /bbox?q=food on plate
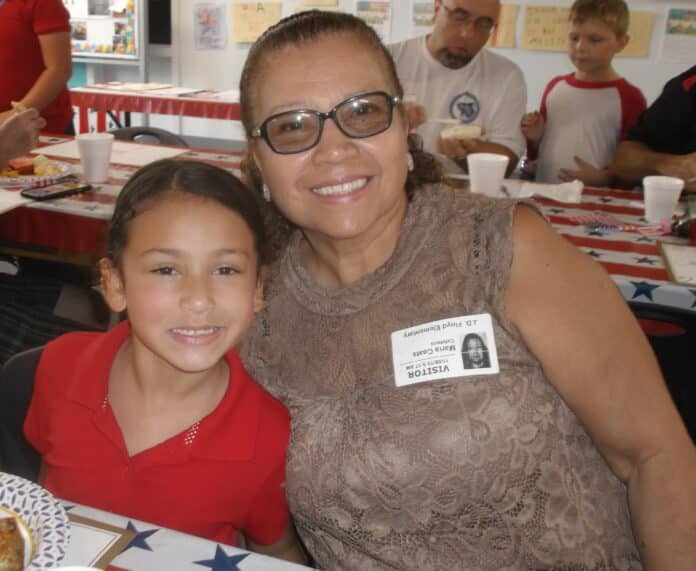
[10,101,26,114]
[0,516,24,571]
[7,159,34,175]
[440,124,482,141]
[0,155,61,178]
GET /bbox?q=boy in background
[521,0,646,186]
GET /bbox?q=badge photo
[391,313,500,387]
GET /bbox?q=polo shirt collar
[64,321,260,462]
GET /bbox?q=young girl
[23,159,305,564]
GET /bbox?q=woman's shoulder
[416,182,519,229]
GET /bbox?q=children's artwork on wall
[521,4,652,57]
[194,3,227,50]
[619,11,653,58]
[63,0,138,58]
[521,5,569,52]
[661,8,696,62]
[355,1,392,42]
[232,2,282,43]
[409,0,433,37]
[488,3,519,49]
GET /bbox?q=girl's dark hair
[107,159,268,268]
[238,10,443,258]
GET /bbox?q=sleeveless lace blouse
[241,184,641,570]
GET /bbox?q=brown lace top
[241,184,641,570]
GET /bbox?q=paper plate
[0,161,73,187]
[0,472,70,570]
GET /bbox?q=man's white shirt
[389,36,527,173]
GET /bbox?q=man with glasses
[389,0,526,175]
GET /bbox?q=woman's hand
[0,109,46,167]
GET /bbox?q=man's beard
[435,48,474,69]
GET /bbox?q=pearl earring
[407,152,414,172]
[262,183,271,202]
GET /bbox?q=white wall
[103,0,696,143]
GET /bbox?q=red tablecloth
[70,87,241,133]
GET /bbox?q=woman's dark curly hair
[238,9,444,259]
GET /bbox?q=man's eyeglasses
[251,91,401,155]
[442,5,496,33]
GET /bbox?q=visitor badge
[390,314,499,387]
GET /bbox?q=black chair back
[630,301,696,442]
[109,126,189,147]
[0,346,43,481]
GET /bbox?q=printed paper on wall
[232,2,282,43]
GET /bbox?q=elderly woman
[239,10,696,570]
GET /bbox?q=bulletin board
[63,0,143,61]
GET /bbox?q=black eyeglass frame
[250,91,402,155]
[441,4,496,33]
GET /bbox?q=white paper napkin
[516,180,583,203]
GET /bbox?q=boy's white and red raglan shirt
[533,74,646,184]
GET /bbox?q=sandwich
[0,516,24,571]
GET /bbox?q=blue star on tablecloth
[690,289,696,308]
[630,281,660,301]
[634,256,658,265]
[635,236,654,243]
[122,521,159,552]
[587,250,603,258]
[195,546,250,570]
[549,207,565,214]
[588,229,606,236]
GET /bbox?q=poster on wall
[194,3,227,50]
[63,0,138,59]
[232,2,282,43]
[355,1,392,42]
[488,4,519,49]
[410,0,433,38]
[521,5,652,57]
[661,8,696,62]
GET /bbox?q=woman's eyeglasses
[251,91,401,155]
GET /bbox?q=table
[1,138,694,312]
[70,85,241,134]
[61,501,312,570]
[531,187,696,313]
[0,135,243,264]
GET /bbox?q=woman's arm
[506,205,696,569]
[14,32,71,114]
[246,521,306,564]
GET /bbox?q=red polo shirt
[0,0,72,133]
[24,321,291,546]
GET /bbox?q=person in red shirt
[24,159,306,564]
[0,0,73,133]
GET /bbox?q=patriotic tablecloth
[533,188,696,313]
[2,135,694,313]
[62,501,312,571]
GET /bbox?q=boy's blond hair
[569,0,629,37]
